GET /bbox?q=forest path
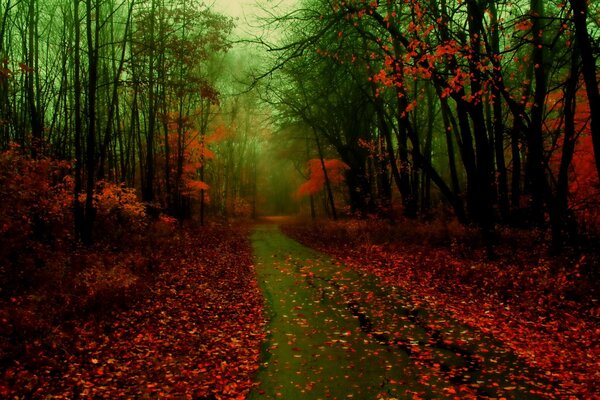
[248,224,551,400]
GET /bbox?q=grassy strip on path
[281,220,598,399]
[250,224,554,400]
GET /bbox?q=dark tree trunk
[142,0,156,203]
[26,0,42,157]
[314,129,337,220]
[569,0,600,182]
[551,44,580,251]
[73,0,84,241]
[489,1,510,221]
[526,0,549,225]
[97,0,134,180]
[82,0,99,245]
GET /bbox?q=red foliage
[0,147,264,398]
[161,113,217,200]
[296,158,349,197]
[568,134,600,227]
[0,145,72,271]
[0,224,265,399]
[547,85,600,230]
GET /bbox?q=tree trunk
[569,0,600,181]
[526,0,549,225]
[73,0,84,241]
[26,0,42,157]
[98,0,134,180]
[142,0,156,203]
[314,129,337,220]
[551,42,580,250]
[489,0,510,221]
[82,0,99,245]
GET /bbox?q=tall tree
[569,0,600,181]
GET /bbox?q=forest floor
[0,224,265,399]
[281,219,600,399]
[2,218,598,399]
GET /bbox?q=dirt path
[249,224,554,399]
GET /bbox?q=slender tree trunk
[142,0,156,203]
[313,129,337,220]
[26,0,42,157]
[305,135,316,220]
[510,125,522,212]
[489,1,510,221]
[569,0,600,181]
[82,0,99,245]
[199,98,212,226]
[552,43,580,250]
[527,0,549,224]
[391,67,418,217]
[421,85,435,214]
[438,93,461,195]
[0,0,11,147]
[73,0,84,241]
[373,93,404,214]
[98,0,134,180]
[466,0,496,255]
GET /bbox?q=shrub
[88,181,148,244]
[0,146,72,292]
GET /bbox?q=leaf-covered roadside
[282,220,599,398]
[0,224,265,399]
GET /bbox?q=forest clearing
[1,0,599,398]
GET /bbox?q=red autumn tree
[297,159,349,197]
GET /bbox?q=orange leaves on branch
[371,69,394,88]
[183,180,210,200]
[297,159,349,197]
[0,145,72,252]
[401,99,417,117]
[92,181,146,221]
[515,20,533,32]
[161,112,218,201]
[18,63,34,74]
[206,124,231,144]
[433,40,461,58]
[0,59,12,79]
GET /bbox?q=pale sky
[212,0,253,20]
[212,0,299,36]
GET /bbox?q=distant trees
[0,0,237,242]
[2,0,599,248]
[260,0,600,249]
